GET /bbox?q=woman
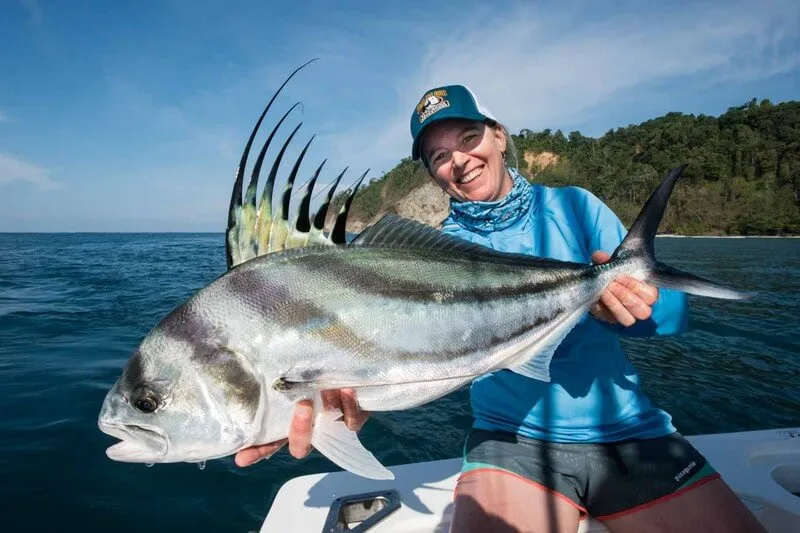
[237,85,766,533]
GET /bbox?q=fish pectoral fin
[310,409,394,480]
[508,302,595,382]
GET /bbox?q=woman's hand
[590,251,659,326]
[234,389,368,467]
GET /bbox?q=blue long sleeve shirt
[441,170,688,443]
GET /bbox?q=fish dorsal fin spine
[225,61,366,269]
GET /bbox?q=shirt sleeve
[571,187,689,338]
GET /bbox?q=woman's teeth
[458,167,483,184]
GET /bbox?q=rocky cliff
[344,179,450,233]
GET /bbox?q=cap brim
[411,111,491,161]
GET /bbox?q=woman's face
[421,119,512,203]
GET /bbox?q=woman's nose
[452,150,469,168]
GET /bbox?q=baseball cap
[410,84,497,161]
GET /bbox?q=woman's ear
[492,124,507,154]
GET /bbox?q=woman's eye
[134,395,158,413]
[461,134,478,146]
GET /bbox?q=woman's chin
[457,177,493,202]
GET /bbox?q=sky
[0,0,798,232]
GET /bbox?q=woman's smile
[456,166,484,185]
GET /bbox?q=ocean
[1,233,798,532]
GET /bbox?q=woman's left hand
[233,389,367,467]
[590,251,659,326]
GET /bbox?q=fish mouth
[98,421,168,462]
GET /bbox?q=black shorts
[460,429,720,519]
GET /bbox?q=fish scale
[239,249,577,365]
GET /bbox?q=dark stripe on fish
[223,254,569,369]
[297,250,590,304]
[221,267,292,317]
[221,265,384,355]
[122,350,144,388]
[221,267,341,336]
[200,346,260,417]
[278,308,564,391]
[159,301,220,352]
[152,294,260,414]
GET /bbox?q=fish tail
[611,164,754,300]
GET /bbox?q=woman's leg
[450,469,583,533]
[581,433,767,533]
[602,477,767,533]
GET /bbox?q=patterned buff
[448,168,533,232]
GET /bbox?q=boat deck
[261,427,800,532]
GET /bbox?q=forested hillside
[339,98,800,235]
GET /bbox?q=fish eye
[134,394,158,413]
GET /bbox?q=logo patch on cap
[416,89,450,123]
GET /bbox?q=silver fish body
[179,241,616,410]
[98,228,626,477]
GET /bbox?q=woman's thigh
[450,469,583,533]
[602,477,767,533]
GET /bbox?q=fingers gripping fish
[98,62,755,481]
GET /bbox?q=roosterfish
[98,61,753,480]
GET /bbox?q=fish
[97,62,754,481]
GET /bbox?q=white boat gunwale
[261,427,800,532]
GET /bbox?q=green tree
[341,99,800,236]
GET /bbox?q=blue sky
[1,0,798,232]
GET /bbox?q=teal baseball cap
[410,84,497,161]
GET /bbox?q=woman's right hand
[234,389,368,467]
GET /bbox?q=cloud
[0,111,7,123]
[0,153,61,189]
[321,0,800,177]
[413,1,800,127]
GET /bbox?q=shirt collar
[447,168,535,232]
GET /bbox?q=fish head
[98,308,263,464]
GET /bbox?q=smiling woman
[399,84,769,533]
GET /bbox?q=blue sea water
[0,233,798,533]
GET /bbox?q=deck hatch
[322,489,401,532]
